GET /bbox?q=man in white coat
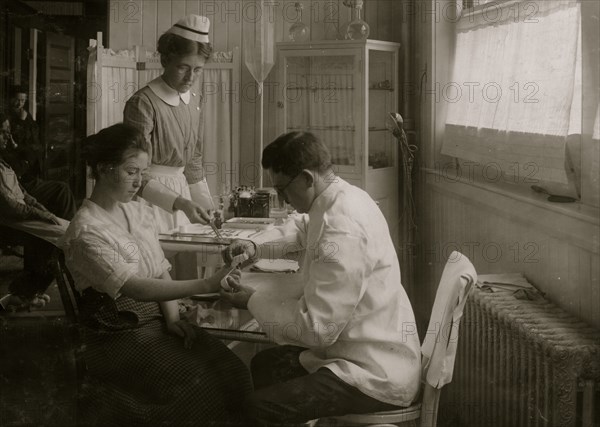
[221,131,421,426]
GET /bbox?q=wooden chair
[323,251,477,427]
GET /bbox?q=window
[440,1,598,206]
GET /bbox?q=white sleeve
[141,179,178,213]
[248,226,369,348]
[188,178,214,211]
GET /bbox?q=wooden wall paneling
[109,1,128,49]
[568,245,583,315]
[156,1,172,39]
[428,183,600,328]
[185,0,200,17]
[127,0,143,48]
[141,0,157,50]
[550,240,571,307]
[200,0,217,49]
[578,249,591,322]
[226,1,243,49]
[226,2,243,187]
[211,1,229,51]
[272,1,285,43]
[376,0,393,42]
[171,0,187,23]
[337,0,351,39]
[392,0,403,43]
[310,0,326,41]
[323,0,340,40]
[591,255,600,326]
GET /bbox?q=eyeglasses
[273,173,300,200]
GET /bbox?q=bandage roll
[220,253,249,291]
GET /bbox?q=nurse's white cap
[167,15,210,43]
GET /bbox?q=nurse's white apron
[140,165,190,233]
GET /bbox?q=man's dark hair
[10,85,27,98]
[261,131,332,176]
[0,110,9,125]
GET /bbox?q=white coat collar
[148,76,191,106]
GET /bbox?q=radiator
[451,287,600,427]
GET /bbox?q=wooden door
[43,32,74,182]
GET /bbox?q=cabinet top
[276,39,401,50]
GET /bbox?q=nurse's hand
[174,196,211,224]
[219,283,255,310]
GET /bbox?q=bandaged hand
[222,240,257,266]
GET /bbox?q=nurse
[124,15,215,232]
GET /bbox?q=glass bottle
[346,0,370,40]
[289,2,310,42]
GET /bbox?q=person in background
[0,111,68,301]
[6,86,76,221]
[221,131,421,426]
[59,122,251,426]
[124,14,215,233]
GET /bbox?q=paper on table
[252,259,299,273]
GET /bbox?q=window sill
[423,168,599,254]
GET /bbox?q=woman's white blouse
[59,199,171,299]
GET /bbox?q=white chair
[324,251,477,427]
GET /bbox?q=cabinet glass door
[282,50,361,174]
[368,49,396,169]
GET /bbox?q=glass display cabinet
[276,40,400,237]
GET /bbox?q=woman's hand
[209,266,242,292]
[167,319,198,350]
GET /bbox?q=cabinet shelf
[277,40,400,243]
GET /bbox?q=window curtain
[442,1,581,184]
[201,68,233,197]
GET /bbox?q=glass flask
[289,2,310,42]
[346,0,370,40]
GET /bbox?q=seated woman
[58,123,252,426]
[0,111,69,300]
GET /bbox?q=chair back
[323,251,477,427]
[51,248,80,324]
[418,251,476,427]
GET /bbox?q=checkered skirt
[79,295,253,426]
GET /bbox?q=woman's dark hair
[157,33,212,67]
[83,123,147,179]
[261,132,332,177]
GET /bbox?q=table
[159,226,301,346]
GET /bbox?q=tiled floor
[0,250,79,426]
